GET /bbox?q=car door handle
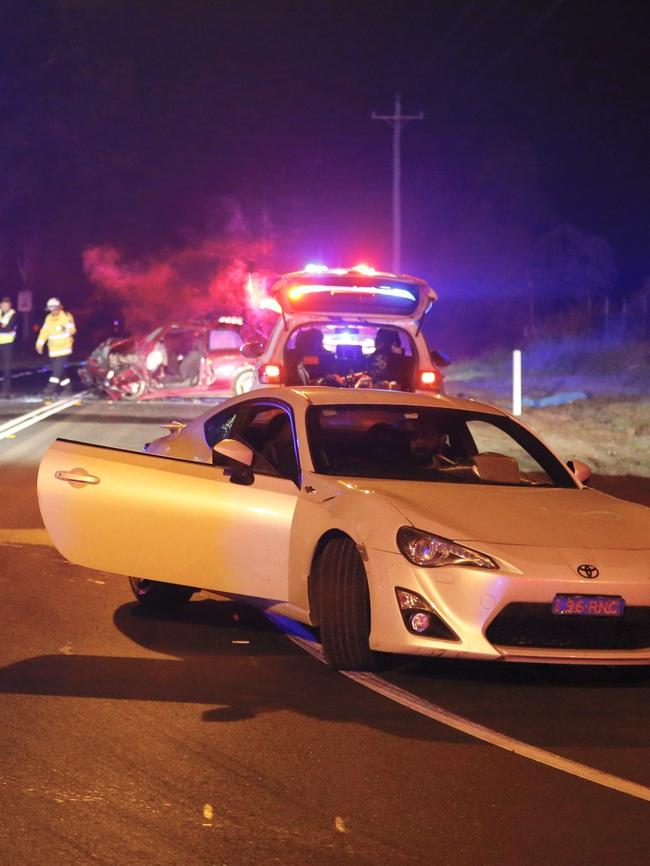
[54,469,100,485]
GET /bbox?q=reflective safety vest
[0,308,17,345]
[36,311,76,358]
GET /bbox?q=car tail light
[419,369,438,388]
[259,363,283,384]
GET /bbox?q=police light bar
[303,264,378,276]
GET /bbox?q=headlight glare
[397,526,497,569]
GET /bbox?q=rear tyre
[316,537,378,671]
[128,577,194,610]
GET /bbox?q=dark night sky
[1,0,649,310]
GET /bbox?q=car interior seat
[369,329,406,385]
[178,344,203,385]
[287,328,335,384]
[260,413,297,478]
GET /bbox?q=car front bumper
[366,547,650,665]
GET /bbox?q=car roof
[237,386,506,417]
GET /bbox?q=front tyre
[232,368,254,395]
[316,537,378,671]
[128,577,195,610]
[116,371,147,400]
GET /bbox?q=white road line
[0,401,66,431]
[285,632,650,804]
[0,393,87,440]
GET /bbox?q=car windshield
[306,404,575,487]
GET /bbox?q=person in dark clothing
[177,336,204,385]
[0,296,17,398]
[367,328,403,384]
[290,328,336,385]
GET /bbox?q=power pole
[372,94,423,273]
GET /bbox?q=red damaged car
[81,319,255,400]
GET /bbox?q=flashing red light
[260,363,283,384]
[419,370,437,387]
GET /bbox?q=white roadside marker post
[513,349,522,416]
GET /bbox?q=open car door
[38,439,299,602]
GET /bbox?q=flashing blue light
[304,263,329,274]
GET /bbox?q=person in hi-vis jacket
[0,296,17,398]
[36,297,76,397]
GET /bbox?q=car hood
[345,479,650,550]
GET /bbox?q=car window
[307,405,574,487]
[283,323,416,389]
[285,324,414,358]
[204,407,239,452]
[209,329,243,351]
[237,404,300,482]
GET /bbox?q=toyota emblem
[577,564,599,579]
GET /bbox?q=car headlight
[396,526,497,569]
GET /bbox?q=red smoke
[83,235,276,334]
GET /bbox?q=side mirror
[213,438,254,485]
[160,420,185,434]
[567,459,591,484]
[241,341,265,359]
[430,349,451,368]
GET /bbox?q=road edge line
[285,633,650,803]
[0,393,87,439]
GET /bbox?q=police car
[241,265,449,393]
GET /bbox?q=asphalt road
[1,393,649,866]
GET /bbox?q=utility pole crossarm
[371,111,424,125]
[371,94,423,274]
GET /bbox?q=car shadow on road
[0,598,465,742]
[0,597,649,749]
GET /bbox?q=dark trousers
[45,355,72,395]
[0,342,13,395]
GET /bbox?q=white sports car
[38,387,650,670]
